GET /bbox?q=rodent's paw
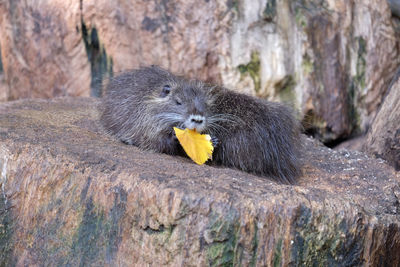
[169,132,179,143]
[121,139,136,145]
[211,136,219,147]
[165,133,180,146]
[158,133,182,155]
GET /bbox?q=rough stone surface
[0,0,90,99]
[228,0,399,143]
[365,68,400,170]
[0,0,398,143]
[0,97,399,266]
[334,135,366,152]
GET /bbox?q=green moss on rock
[263,0,277,21]
[273,238,283,267]
[250,221,259,267]
[238,52,261,92]
[71,197,107,265]
[293,0,332,29]
[226,0,239,13]
[346,37,366,134]
[294,6,308,29]
[205,212,240,266]
[347,82,361,135]
[81,20,113,97]
[355,37,367,90]
[0,193,13,266]
[276,75,297,104]
[290,205,365,266]
[302,55,314,76]
[11,178,130,266]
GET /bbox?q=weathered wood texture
[0,97,398,266]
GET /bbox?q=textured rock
[365,68,400,170]
[286,0,398,142]
[0,0,398,143]
[0,0,90,99]
[0,97,399,266]
[334,135,366,152]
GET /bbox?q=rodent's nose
[191,117,204,124]
[185,114,207,132]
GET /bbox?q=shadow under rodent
[100,66,301,184]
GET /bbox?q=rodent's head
[144,66,216,133]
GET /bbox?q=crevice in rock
[324,136,348,148]
[388,0,400,18]
[0,43,3,75]
[157,0,173,68]
[302,109,360,149]
[79,2,113,97]
[142,224,166,234]
[263,0,276,22]
[141,224,177,236]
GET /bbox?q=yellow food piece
[173,127,214,165]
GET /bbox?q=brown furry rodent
[101,66,301,183]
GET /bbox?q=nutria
[100,66,301,183]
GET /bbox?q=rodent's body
[101,66,301,183]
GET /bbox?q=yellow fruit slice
[173,127,214,165]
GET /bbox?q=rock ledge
[0,97,399,266]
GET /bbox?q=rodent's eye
[175,98,182,105]
[160,85,171,97]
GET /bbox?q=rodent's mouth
[186,126,206,133]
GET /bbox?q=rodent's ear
[160,85,171,97]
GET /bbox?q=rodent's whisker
[155,113,184,122]
[208,122,229,136]
[208,114,244,125]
